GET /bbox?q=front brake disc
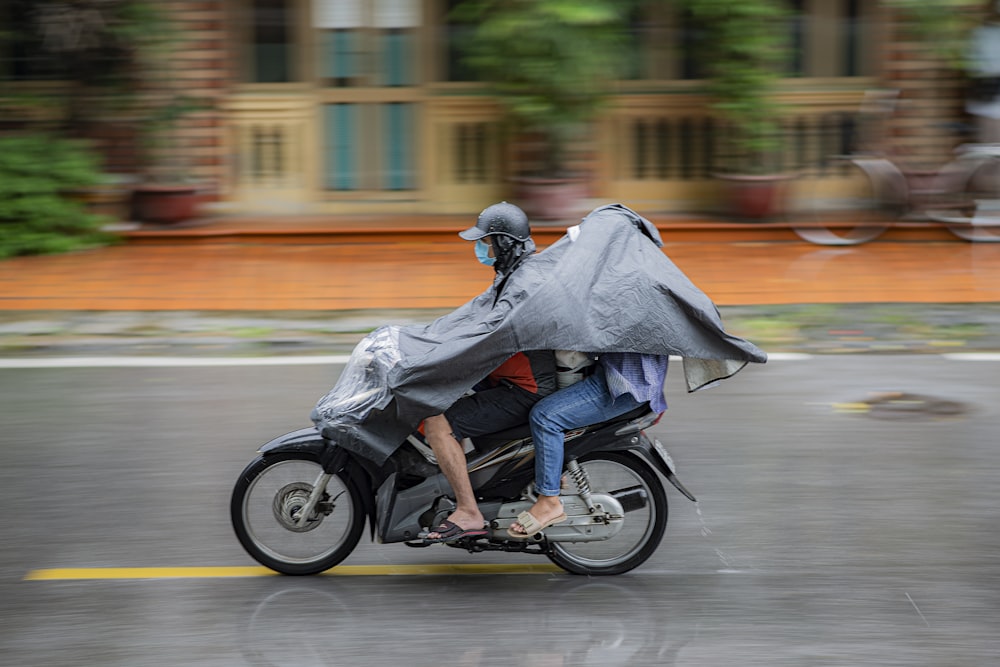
[272,482,325,533]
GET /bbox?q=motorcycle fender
[258,426,328,457]
[621,435,698,503]
[257,427,379,538]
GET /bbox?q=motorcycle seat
[470,404,655,451]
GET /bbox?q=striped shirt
[601,352,669,413]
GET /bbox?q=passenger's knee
[530,407,558,432]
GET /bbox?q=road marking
[942,352,1000,361]
[24,563,562,580]
[0,356,353,369]
[766,353,812,361]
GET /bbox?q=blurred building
[0,0,978,218]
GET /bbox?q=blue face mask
[475,239,495,266]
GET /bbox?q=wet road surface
[1,356,998,665]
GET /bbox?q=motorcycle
[230,337,697,577]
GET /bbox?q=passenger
[508,219,671,538]
[508,352,668,538]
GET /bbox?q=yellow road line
[24,563,562,581]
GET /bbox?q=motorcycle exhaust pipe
[611,485,648,513]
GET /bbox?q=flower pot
[130,184,202,224]
[715,173,793,221]
[511,175,587,222]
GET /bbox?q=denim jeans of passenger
[529,365,645,497]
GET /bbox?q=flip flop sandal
[506,510,568,539]
[422,519,489,544]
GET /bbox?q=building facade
[2,0,977,219]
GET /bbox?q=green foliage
[1,2,193,181]
[0,135,114,259]
[2,1,176,127]
[452,0,630,175]
[882,0,982,69]
[678,0,791,173]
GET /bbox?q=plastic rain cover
[312,204,767,465]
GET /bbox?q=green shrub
[0,134,115,259]
[451,0,629,177]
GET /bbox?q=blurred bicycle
[791,89,1000,245]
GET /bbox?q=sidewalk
[2,216,1000,356]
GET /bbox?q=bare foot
[426,509,484,540]
[508,496,564,536]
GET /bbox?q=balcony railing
[220,94,314,211]
[218,86,872,214]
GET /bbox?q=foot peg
[404,540,434,548]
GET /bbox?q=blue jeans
[529,365,645,496]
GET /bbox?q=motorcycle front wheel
[548,451,667,576]
[231,452,365,575]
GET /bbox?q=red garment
[417,350,556,436]
[487,351,555,395]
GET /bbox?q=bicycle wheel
[931,153,1000,242]
[789,158,901,245]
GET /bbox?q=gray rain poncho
[312,204,767,464]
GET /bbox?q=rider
[423,202,558,543]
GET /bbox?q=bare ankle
[533,496,562,514]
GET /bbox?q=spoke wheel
[790,160,898,245]
[231,453,365,575]
[938,155,1000,242]
[547,452,667,576]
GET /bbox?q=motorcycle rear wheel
[547,451,667,576]
[231,452,365,575]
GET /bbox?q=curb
[4,304,1000,358]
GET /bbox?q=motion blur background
[0,0,991,236]
[3,4,1000,666]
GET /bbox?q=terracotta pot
[511,176,587,222]
[130,184,201,224]
[715,173,792,221]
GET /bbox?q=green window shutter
[321,30,359,82]
[383,103,413,190]
[382,31,413,86]
[325,104,357,190]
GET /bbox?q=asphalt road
[1,355,998,666]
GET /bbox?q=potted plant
[682,0,791,219]
[452,0,629,220]
[3,1,170,223]
[121,9,209,225]
[128,92,208,225]
[4,1,204,224]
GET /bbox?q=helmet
[459,202,531,242]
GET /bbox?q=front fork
[293,447,351,528]
[294,472,333,528]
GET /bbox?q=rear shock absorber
[565,459,596,513]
